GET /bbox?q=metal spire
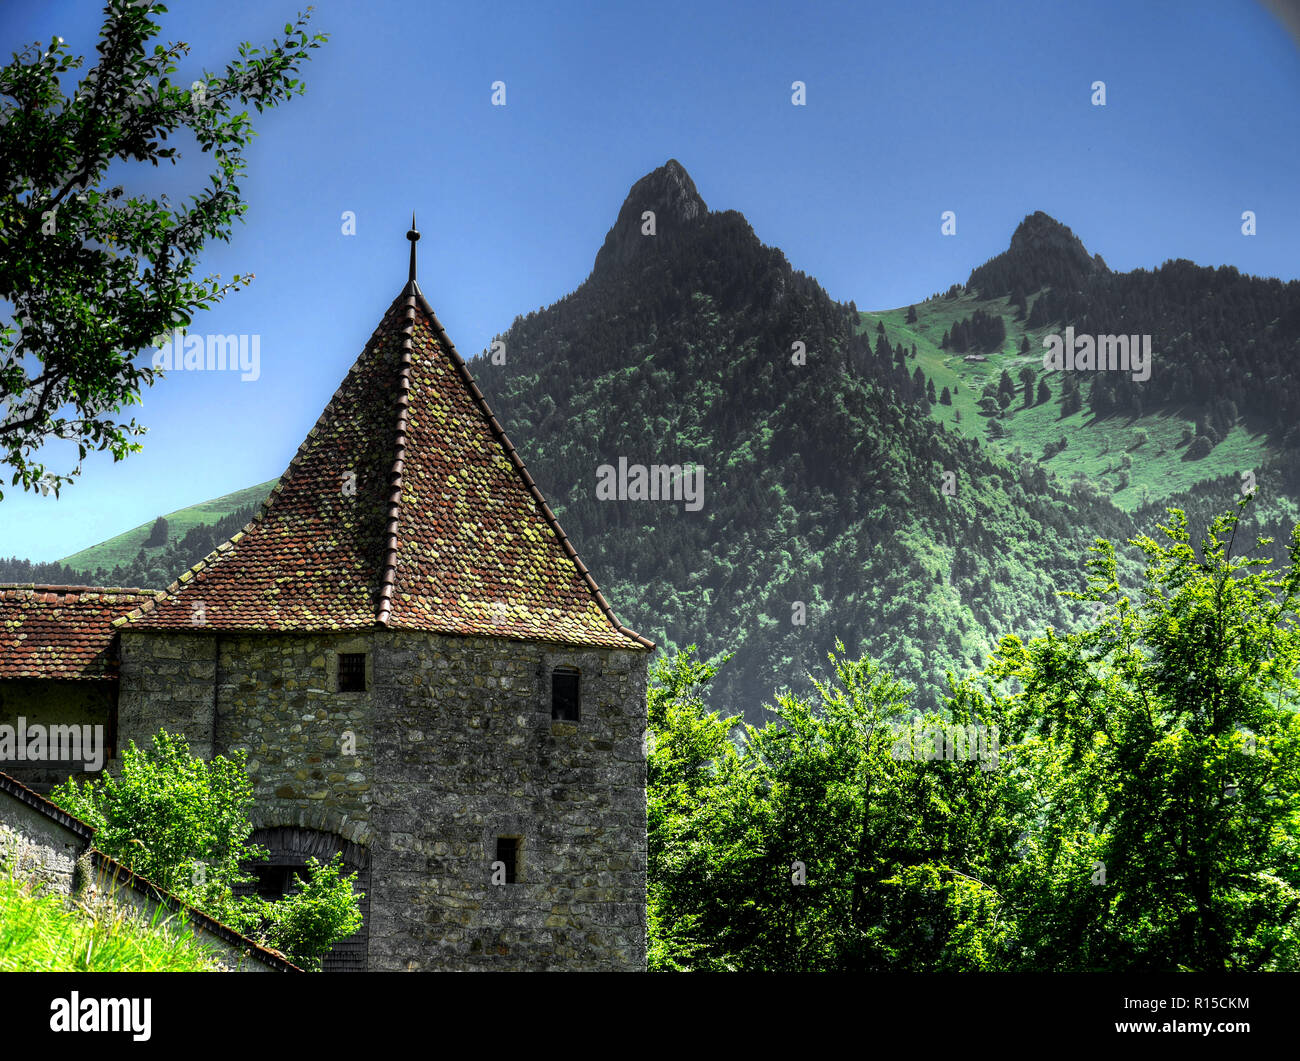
[406,212,420,283]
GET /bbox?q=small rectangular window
[552,667,580,721]
[495,836,520,883]
[338,652,366,692]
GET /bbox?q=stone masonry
[116,628,649,970]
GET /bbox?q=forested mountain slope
[471,162,1141,717]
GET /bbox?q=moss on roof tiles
[118,281,649,651]
[0,585,157,679]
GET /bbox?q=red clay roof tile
[116,281,650,650]
[0,585,157,679]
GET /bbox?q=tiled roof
[117,278,650,651]
[0,585,157,680]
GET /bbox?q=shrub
[51,731,362,969]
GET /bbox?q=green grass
[860,294,1272,511]
[59,478,277,576]
[0,864,219,971]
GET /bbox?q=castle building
[0,222,652,971]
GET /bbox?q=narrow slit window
[338,652,366,692]
[552,667,580,721]
[495,836,520,883]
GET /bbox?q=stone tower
[112,222,652,970]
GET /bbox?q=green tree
[143,515,169,547]
[981,500,1300,970]
[646,646,739,970]
[648,643,1018,972]
[1019,366,1036,407]
[998,369,1015,400]
[51,731,362,970]
[940,385,952,405]
[257,854,365,971]
[0,1,326,497]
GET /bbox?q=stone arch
[250,804,372,848]
[241,822,371,972]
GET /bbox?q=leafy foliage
[0,0,326,497]
[986,498,1300,969]
[647,643,1016,970]
[50,731,362,969]
[648,501,1300,970]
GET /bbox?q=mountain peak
[1008,211,1094,263]
[592,160,708,275]
[968,211,1107,297]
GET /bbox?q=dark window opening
[338,652,366,692]
[551,667,580,721]
[249,864,310,901]
[495,836,520,883]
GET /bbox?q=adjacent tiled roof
[117,280,650,650]
[0,585,157,680]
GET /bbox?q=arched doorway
[239,826,370,972]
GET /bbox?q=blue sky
[2,0,1298,563]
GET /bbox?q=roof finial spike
[406,212,420,284]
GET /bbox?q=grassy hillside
[862,292,1272,511]
[0,870,218,971]
[59,479,277,575]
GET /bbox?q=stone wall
[116,626,650,971]
[368,631,649,971]
[0,786,87,893]
[214,632,374,847]
[117,631,217,760]
[118,629,374,845]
